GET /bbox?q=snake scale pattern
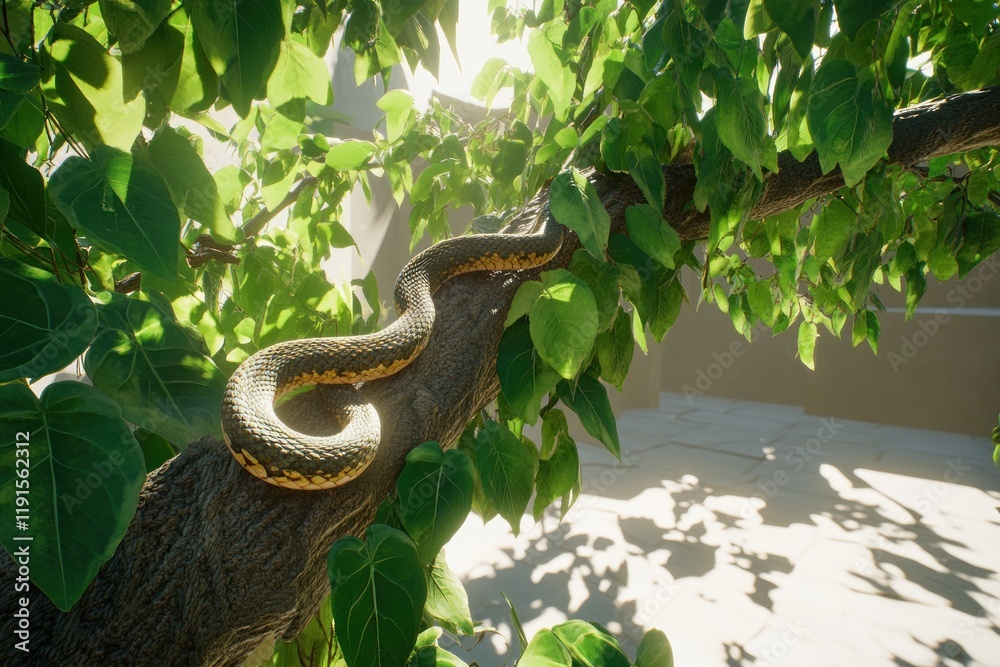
[221,213,564,490]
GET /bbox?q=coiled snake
[221,212,564,490]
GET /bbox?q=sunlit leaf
[49,146,181,281]
[42,24,144,151]
[424,551,474,636]
[550,168,611,261]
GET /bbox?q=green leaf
[811,198,857,263]
[497,318,562,424]
[832,0,898,39]
[532,410,580,521]
[714,68,777,179]
[502,590,528,651]
[954,0,1000,33]
[797,320,817,370]
[0,259,97,382]
[49,146,181,281]
[763,0,819,58]
[328,525,427,667]
[807,59,893,186]
[408,646,470,667]
[43,24,144,151]
[267,38,333,107]
[851,309,880,354]
[0,54,40,95]
[625,205,680,269]
[639,74,680,131]
[644,271,685,342]
[519,629,573,667]
[424,551,474,636]
[693,109,737,231]
[470,57,511,107]
[0,139,47,243]
[957,212,1000,278]
[530,269,599,380]
[557,372,620,458]
[551,620,631,667]
[505,280,544,327]
[133,427,175,473]
[166,7,219,114]
[527,30,574,117]
[606,234,683,342]
[0,381,144,611]
[147,127,238,242]
[84,296,227,445]
[549,168,611,261]
[636,629,674,667]
[326,140,378,171]
[566,250,628,332]
[492,137,529,184]
[474,421,536,534]
[596,310,634,391]
[627,153,666,208]
[122,6,219,115]
[189,0,284,117]
[396,442,474,564]
[376,89,415,143]
[99,0,174,53]
[904,264,926,320]
[747,279,777,327]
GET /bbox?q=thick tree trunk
[2,87,999,667]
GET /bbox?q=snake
[221,211,564,490]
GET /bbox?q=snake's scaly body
[221,214,563,490]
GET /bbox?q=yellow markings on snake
[285,356,413,393]
[220,213,564,490]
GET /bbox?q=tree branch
[2,87,998,667]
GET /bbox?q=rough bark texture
[2,87,999,667]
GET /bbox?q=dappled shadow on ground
[446,396,1000,666]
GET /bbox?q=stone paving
[444,393,1000,666]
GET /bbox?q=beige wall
[659,256,1000,436]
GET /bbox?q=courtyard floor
[445,392,1000,667]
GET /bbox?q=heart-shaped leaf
[49,146,181,281]
[328,525,427,667]
[0,382,145,611]
[396,442,474,564]
[84,296,226,445]
[0,259,97,382]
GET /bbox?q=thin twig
[240,175,319,239]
